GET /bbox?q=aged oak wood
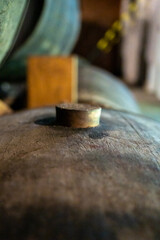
[27,56,78,108]
[0,106,160,239]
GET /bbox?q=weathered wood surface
[0,107,160,239]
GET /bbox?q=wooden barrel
[0,0,27,65]
[0,106,160,239]
[0,0,81,80]
[79,63,140,113]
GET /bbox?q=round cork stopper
[56,103,101,128]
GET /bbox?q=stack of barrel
[0,1,160,239]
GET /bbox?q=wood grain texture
[0,107,160,239]
[27,56,78,108]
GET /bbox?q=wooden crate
[27,56,78,108]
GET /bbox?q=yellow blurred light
[112,21,123,32]
[129,2,137,12]
[97,39,109,50]
[120,12,130,22]
[105,30,116,40]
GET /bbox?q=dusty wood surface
[0,107,160,239]
[27,56,78,108]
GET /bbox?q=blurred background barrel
[0,0,81,81]
[79,63,140,113]
[0,0,27,65]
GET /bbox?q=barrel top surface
[0,107,160,239]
